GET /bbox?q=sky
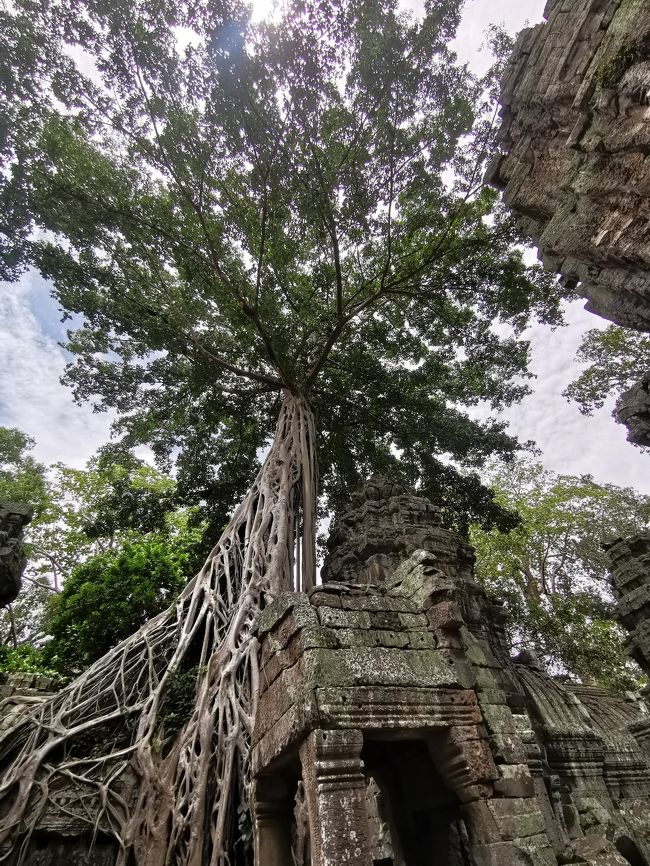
[1,0,648,493]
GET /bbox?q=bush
[43,535,190,676]
[0,644,59,678]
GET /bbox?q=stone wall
[606,532,650,675]
[0,671,56,739]
[488,0,650,332]
[252,481,650,866]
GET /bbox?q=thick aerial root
[0,393,317,866]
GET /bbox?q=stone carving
[616,374,650,447]
[487,0,650,331]
[321,475,475,586]
[606,532,650,676]
[0,503,33,606]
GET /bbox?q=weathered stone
[494,764,536,799]
[321,476,475,586]
[488,0,650,332]
[256,591,311,637]
[615,373,650,447]
[0,503,33,607]
[606,532,650,675]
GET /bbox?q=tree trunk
[0,393,317,866]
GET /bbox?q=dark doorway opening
[616,836,648,866]
[363,739,469,866]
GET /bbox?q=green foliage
[470,459,650,691]
[0,643,59,678]
[0,427,51,518]
[43,530,200,676]
[0,0,568,534]
[564,325,650,416]
[0,427,203,652]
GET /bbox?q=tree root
[0,393,317,866]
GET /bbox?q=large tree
[470,459,650,691]
[564,325,650,417]
[0,1,565,863]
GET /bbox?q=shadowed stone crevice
[616,835,649,866]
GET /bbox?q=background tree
[470,459,650,691]
[0,0,568,863]
[564,325,650,416]
[44,519,203,677]
[0,427,202,657]
[0,428,50,512]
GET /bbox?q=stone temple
[4,1,650,864]
[250,478,650,866]
[5,479,650,865]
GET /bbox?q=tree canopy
[1,0,566,534]
[0,425,204,653]
[565,325,650,417]
[470,458,650,691]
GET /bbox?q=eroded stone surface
[488,0,650,331]
[606,532,650,676]
[616,374,650,447]
[0,503,33,606]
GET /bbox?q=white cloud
[496,301,650,493]
[0,272,113,467]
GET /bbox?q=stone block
[489,731,527,765]
[480,702,517,736]
[407,630,437,649]
[398,613,428,629]
[333,628,410,649]
[257,592,310,637]
[494,764,536,798]
[486,797,546,840]
[316,685,480,730]
[317,606,371,630]
[426,600,464,631]
[301,646,473,689]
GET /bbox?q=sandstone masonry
[487,0,650,332]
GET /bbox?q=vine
[0,393,317,866]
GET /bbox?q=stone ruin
[4,479,650,865]
[615,377,650,448]
[486,0,650,450]
[250,478,650,866]
[487,0,650,333]
[0,502,33,607]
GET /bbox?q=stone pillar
[299,728,373,866]
[252,776,294,866]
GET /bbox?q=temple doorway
[362,739,470,866]
[616,836,649,866]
